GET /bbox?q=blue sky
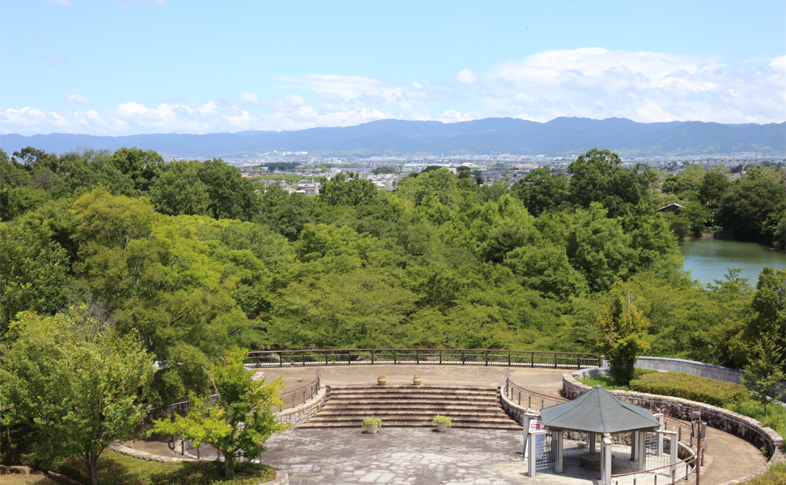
[2,0,784,135]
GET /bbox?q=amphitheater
[119,350,784,485]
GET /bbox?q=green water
[680,238,786,286]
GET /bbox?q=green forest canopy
[1,146,784,406]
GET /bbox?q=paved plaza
[260,427,681,485]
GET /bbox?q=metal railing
[277,371,321,412]
[504,372,569,410]
[246,348,601,369]
[611,439,705,485]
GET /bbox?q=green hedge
[629,371,749,407]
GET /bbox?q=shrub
[362,416,382,432]
[739,462,786,485]
[630,372,749,407]
[432,415,452,428]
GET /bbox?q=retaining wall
[630,356,786,402]
[566,370,785,484]
[275,386,329,427]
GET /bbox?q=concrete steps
[299,385,521,430]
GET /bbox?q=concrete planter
[365,425,379,434]
[436,422,448,432]
[413,377,422,386]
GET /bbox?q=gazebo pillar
[631,431,637,461]
[601,433,613,485]
[637,429,647,470]
[554,431,564,473]
[589,433,595,453]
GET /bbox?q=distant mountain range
[2,117,784,159]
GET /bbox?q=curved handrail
[611,439,705,480]
[505,372,569,403]
[277,371,321,412]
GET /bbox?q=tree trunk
[223,452,231,478]
[88,454,99,485]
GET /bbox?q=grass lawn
[739,461,786,485]
[57,450,277,485]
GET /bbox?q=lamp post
[690,408,707,485]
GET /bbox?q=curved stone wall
[564,370,785,484]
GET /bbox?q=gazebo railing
[505,372,569,411]
[246,348,602,369]
[611,439,705,485]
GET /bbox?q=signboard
[524,418,546,460]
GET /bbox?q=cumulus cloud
[472,48,786,123]
[48,0,73,5]
[455,69,477,85]
[66,94,91,104]
[2,48,784,136]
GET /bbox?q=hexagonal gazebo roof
[539,385,660,434]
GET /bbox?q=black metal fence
[246,348,601,369]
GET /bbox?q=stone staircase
[298,385,521,430]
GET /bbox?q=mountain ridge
[2,117,784,159]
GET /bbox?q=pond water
[680,238,786,286]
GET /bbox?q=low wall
[631,357,786,403]
[565,371,785,484]
[275,386,329,428]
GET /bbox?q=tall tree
[153,348,287,478]
[597,285,651,385]
[0,307,153,485]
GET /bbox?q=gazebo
[526,385,662,484]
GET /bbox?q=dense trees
[0,145,783,412]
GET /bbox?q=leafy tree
[150,160,211,216]
[153,348,287,478]
[106,147,165,195]
[567,149,653,217]
[198,159,260,221]
[741,267,786,366]
[512,168,570,217]
[395,167,459,207]
[372,166,396,175]
[0,200,76,333]
[716,167,786,241]
[0,307,154,485]
[257,187,315,241]
[271,269,418,349]
[697,171,730,210]
[661,165,705,198]
[320,172,379,206]
[597,285,651,384]
[504,245,588,301]
[740,334,785,416]
[565,203,636,292]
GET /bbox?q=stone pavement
[261,427,681,485]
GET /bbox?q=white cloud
[48,0,73,5]
[66,94,91,104]
[236,92,260,105]
[2,48,784,136]
[472,48,785,123]
[455,69,477,85]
